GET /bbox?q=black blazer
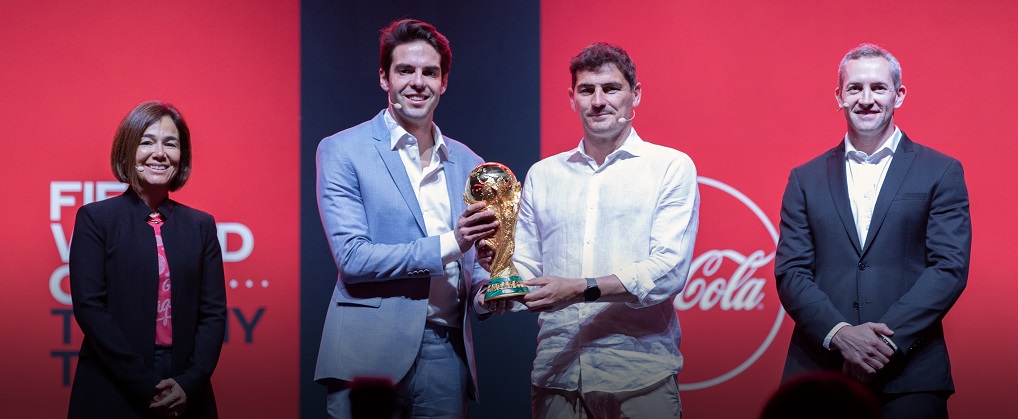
[68,190,226,418]
[775,133,970,394]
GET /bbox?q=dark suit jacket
[69,189,227,418]
[775,133,970,394]
[313,110,490,399]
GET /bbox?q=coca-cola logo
[675,177,786,390]
[674,249,769,312]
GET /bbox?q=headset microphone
[617,109,636,123]
[390,101,403,110]
[136,165,145,172]
[836,102,850,112]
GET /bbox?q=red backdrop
[0,1,300,417]
[542,0,1016,417]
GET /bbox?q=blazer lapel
[442,143,471,302]
[860,134,917,255]
[443,143,467,227]
[371,114,427,235]
[826,142,863,255]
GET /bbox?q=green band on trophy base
[484,275,529,301]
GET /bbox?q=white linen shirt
[513,129,700,392]
[384,110,463,328]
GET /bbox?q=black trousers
[154,346,173,380]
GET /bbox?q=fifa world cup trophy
[464,162,528,301]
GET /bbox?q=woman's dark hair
[110,100,191,192]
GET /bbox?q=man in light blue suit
[314,19,499,418]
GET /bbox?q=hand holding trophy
[464,162,529,301]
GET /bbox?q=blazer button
[858,263,866,270]
[852,301,860,310]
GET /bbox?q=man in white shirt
[505,42,700,418]
[775,44,970,419]
[313,19,498,418]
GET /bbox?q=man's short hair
[379,19,451,77]
[569,42,637,90]
[111,100,192,192]
[838,43,902,89]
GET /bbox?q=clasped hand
[149,378,187,418]
[831,322,895,383]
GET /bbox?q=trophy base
[484,275,529,301]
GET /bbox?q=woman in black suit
[69,101,226,418]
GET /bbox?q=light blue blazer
[313,110,489,399]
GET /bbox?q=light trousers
[532,374,682,419]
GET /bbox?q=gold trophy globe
[464,162,528,301]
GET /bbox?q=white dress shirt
[384,111,463,328]
[823,127,901,349]
[514,129,700,392]
[846,127,900,246]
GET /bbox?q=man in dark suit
[313,19,498,418]
[775,43,970,418]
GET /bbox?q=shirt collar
[844,126,900,163]
[383,109,448,160]
[125,188,175,221]
[572,128,644,164]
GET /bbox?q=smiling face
[569,64,641,142]
[836,57,906,142]
[134,115,181,195]
[380,40,448,126]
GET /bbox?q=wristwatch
[583,277,601,302]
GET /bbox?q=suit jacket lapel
[443,143,466,227]
[441,142,472,298]
[826,142,863,255]
[861,134,917,255]
[371,113,427,235]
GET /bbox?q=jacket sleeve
[174,214,227,397]
[69,205,161,401]
[316,136,444,283]
[774,168,850,346]
[877,160,970,355]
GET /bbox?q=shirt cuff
[878,333,899,352]
[440,231,464,265]
[613,267,651,302]
[824,322,851,350]
[473,284,490,314]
